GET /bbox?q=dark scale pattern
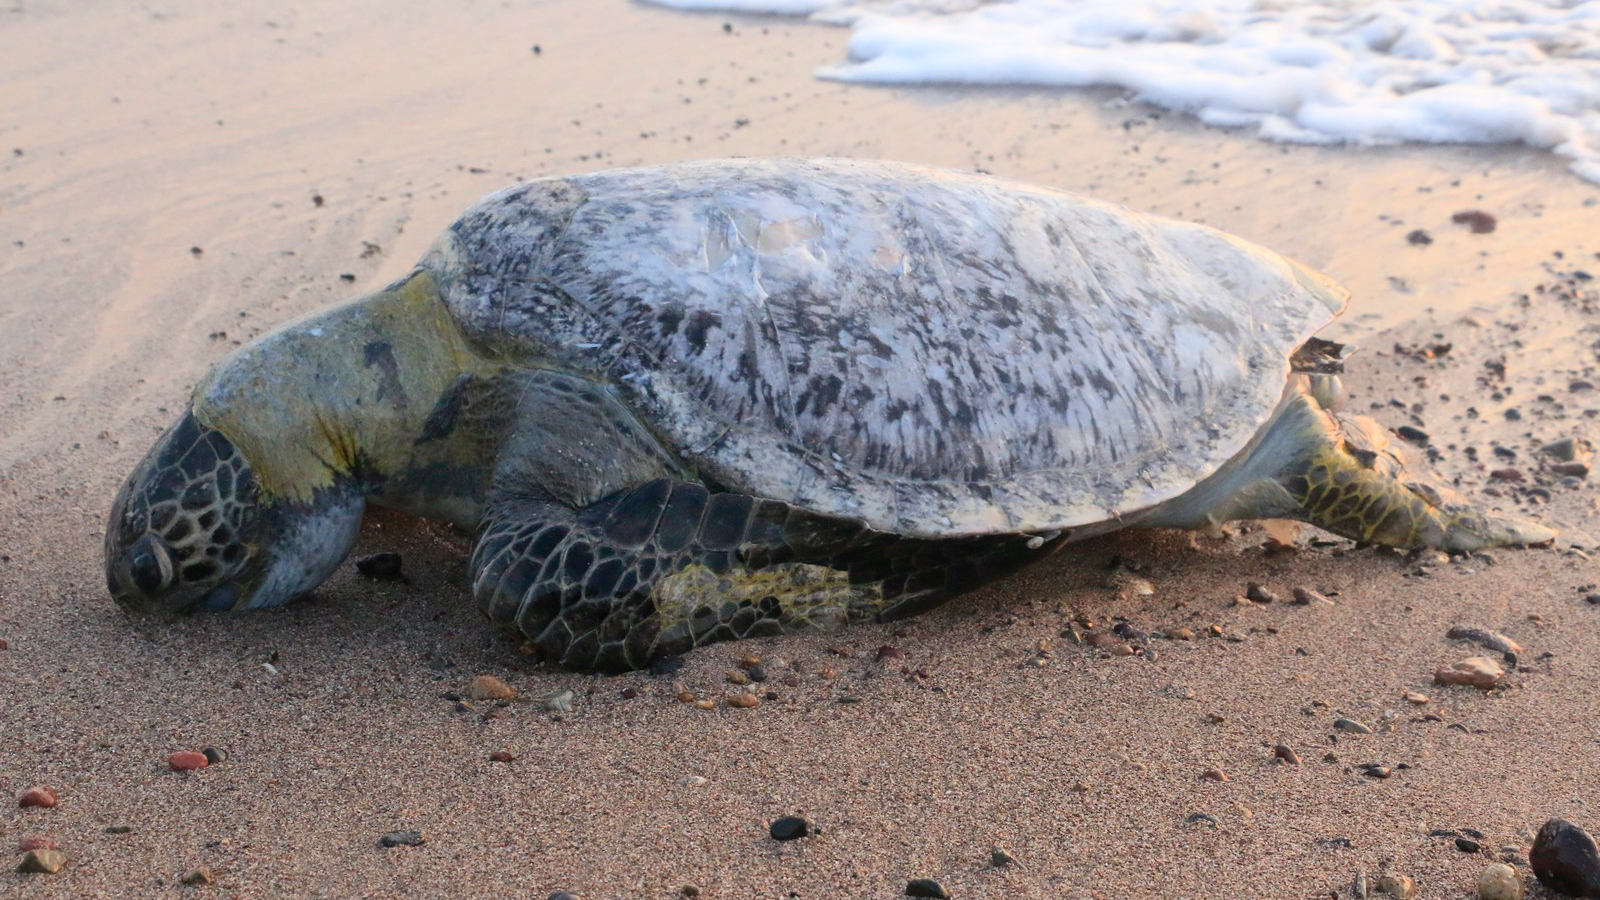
[427,158,1347,537]
[470,478,1051,672]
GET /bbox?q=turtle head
[105,408,364,616]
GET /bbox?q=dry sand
[3,1,1599,897]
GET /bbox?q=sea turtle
[105,158,1554,671]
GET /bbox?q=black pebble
[747,665,767,682]
[906,879,949,899]
[1455,837,1482,853]
[1406,229,1433,245]
[1245,582,1278,603]
[1396,425,1430,444]
[1531,818,1600,897]
[378,830,425,848]
[769,816,815,841]
[201,747,227,765]
[548,893,578,900]
[355,552,405,581]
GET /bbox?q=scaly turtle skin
[105,158,1554,671]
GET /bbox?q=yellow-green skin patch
[653,561,885,637]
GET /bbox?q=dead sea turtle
[105,158,1553,671]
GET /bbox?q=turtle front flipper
[1265,391,1555,551]
[471,478,1051,672]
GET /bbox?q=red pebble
[488,751,516,763]
[168,751,210,772]
[0,638,9,650]
[18,787,58,809]
[18,837,55,852]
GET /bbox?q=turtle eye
[127,536,172,595]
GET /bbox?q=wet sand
[2,1,1598,897]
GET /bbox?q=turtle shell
[425,158,1346,537]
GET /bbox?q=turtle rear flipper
[471,478,1053,672]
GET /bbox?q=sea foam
[646,0,1600,183]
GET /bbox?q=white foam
[644,0,1600,183]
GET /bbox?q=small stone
[1246,582,1278,603]
[105,825,134,834]
[489,750,516,762]
[467,675,517,701]
[1458,837,1484,853]
[16,849,66,874]
[1554,461,1591,478]
[542,689,574,712]
[181,867,215,886]
[1404,691,1429,705]
[201,747,227,765]
[1490,468,1525,482]
[1477,862,1523,900]
[1447,626,1524,655]
[17,837,54,852]
[738,652,763,668]
[1376,873,1417,898]
[1164,626,1194,640]
[18,787,58,809]
[726,693,760,709]
[1435,657,1505,690]
[1353,872,1368,898]
[905,879,949,899]
[353,552,405,581]
[620,687,640,700]
[1200,767,1228,782]
[1452,209,1498,234]
[726,670,750,685]
[1531,818,1600,897]
[676,690,696,703]
[1334,718,1373,734]
[547,893,578,900]
[1274,744,1301,764]
[168,752,209,772]
[1292,586,1332,605]
[693,699,714,710]
[677,775,707,787]
[1406,229,1433,245]
[378,830,425,848]
[746,665,768,682]
[1358,763,1392,779]
[876,645,904,661]
[1184,812,1219,827]
[990,846,1016,867]
[681,886,700,897]
[769,816,815,841]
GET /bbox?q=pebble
[726,693,760,709]
[1184,812,1219,827]
[1435,657,1505,690]
[1274,744,1301,765]
[676,690,696,703]
[769,816,815,841]
[181,867,215,886]
[378,830,425,848]
[620,687,640,700]
[1458,837,1484,853]
[1376,873,1417,898]
[1404,691,1430,705]
[1334,718,1373,734]
[168,751,210,772]
[876,645,904,661]
[1447,626,1524,655]
[1406,229,1433,246]
[990,847,1016,867]
[17,837,54,852]
[15,849,66,874]
[905,879,949,899]
[1531,818,1600,897]
[693,699,714,710]
[738,652,763,668]
[1477,862,1523,900]
[202,747,227,765]
[467,675,517,701]
[1451,209,1497,233]
[1292,586,1332,605]
[1163,626,1194,640]
[542,689,574,713]
[1357,763,1392,779]
[746,665,767,683]
[489,751,516,763]
[18,786,58,809]
[1245,582,1278,603]
[548,893,579,900]
[677,775,707,787]
[353,551,405,581]
[105,825,134,834]
[1200,767,1228,782]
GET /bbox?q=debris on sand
[1452,210,1498,234]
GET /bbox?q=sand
[2,1,1599,897]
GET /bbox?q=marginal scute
[429,158,1347,537]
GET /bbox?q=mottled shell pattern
[424,158,1347,538]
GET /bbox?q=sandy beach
[3,1,1599,897]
